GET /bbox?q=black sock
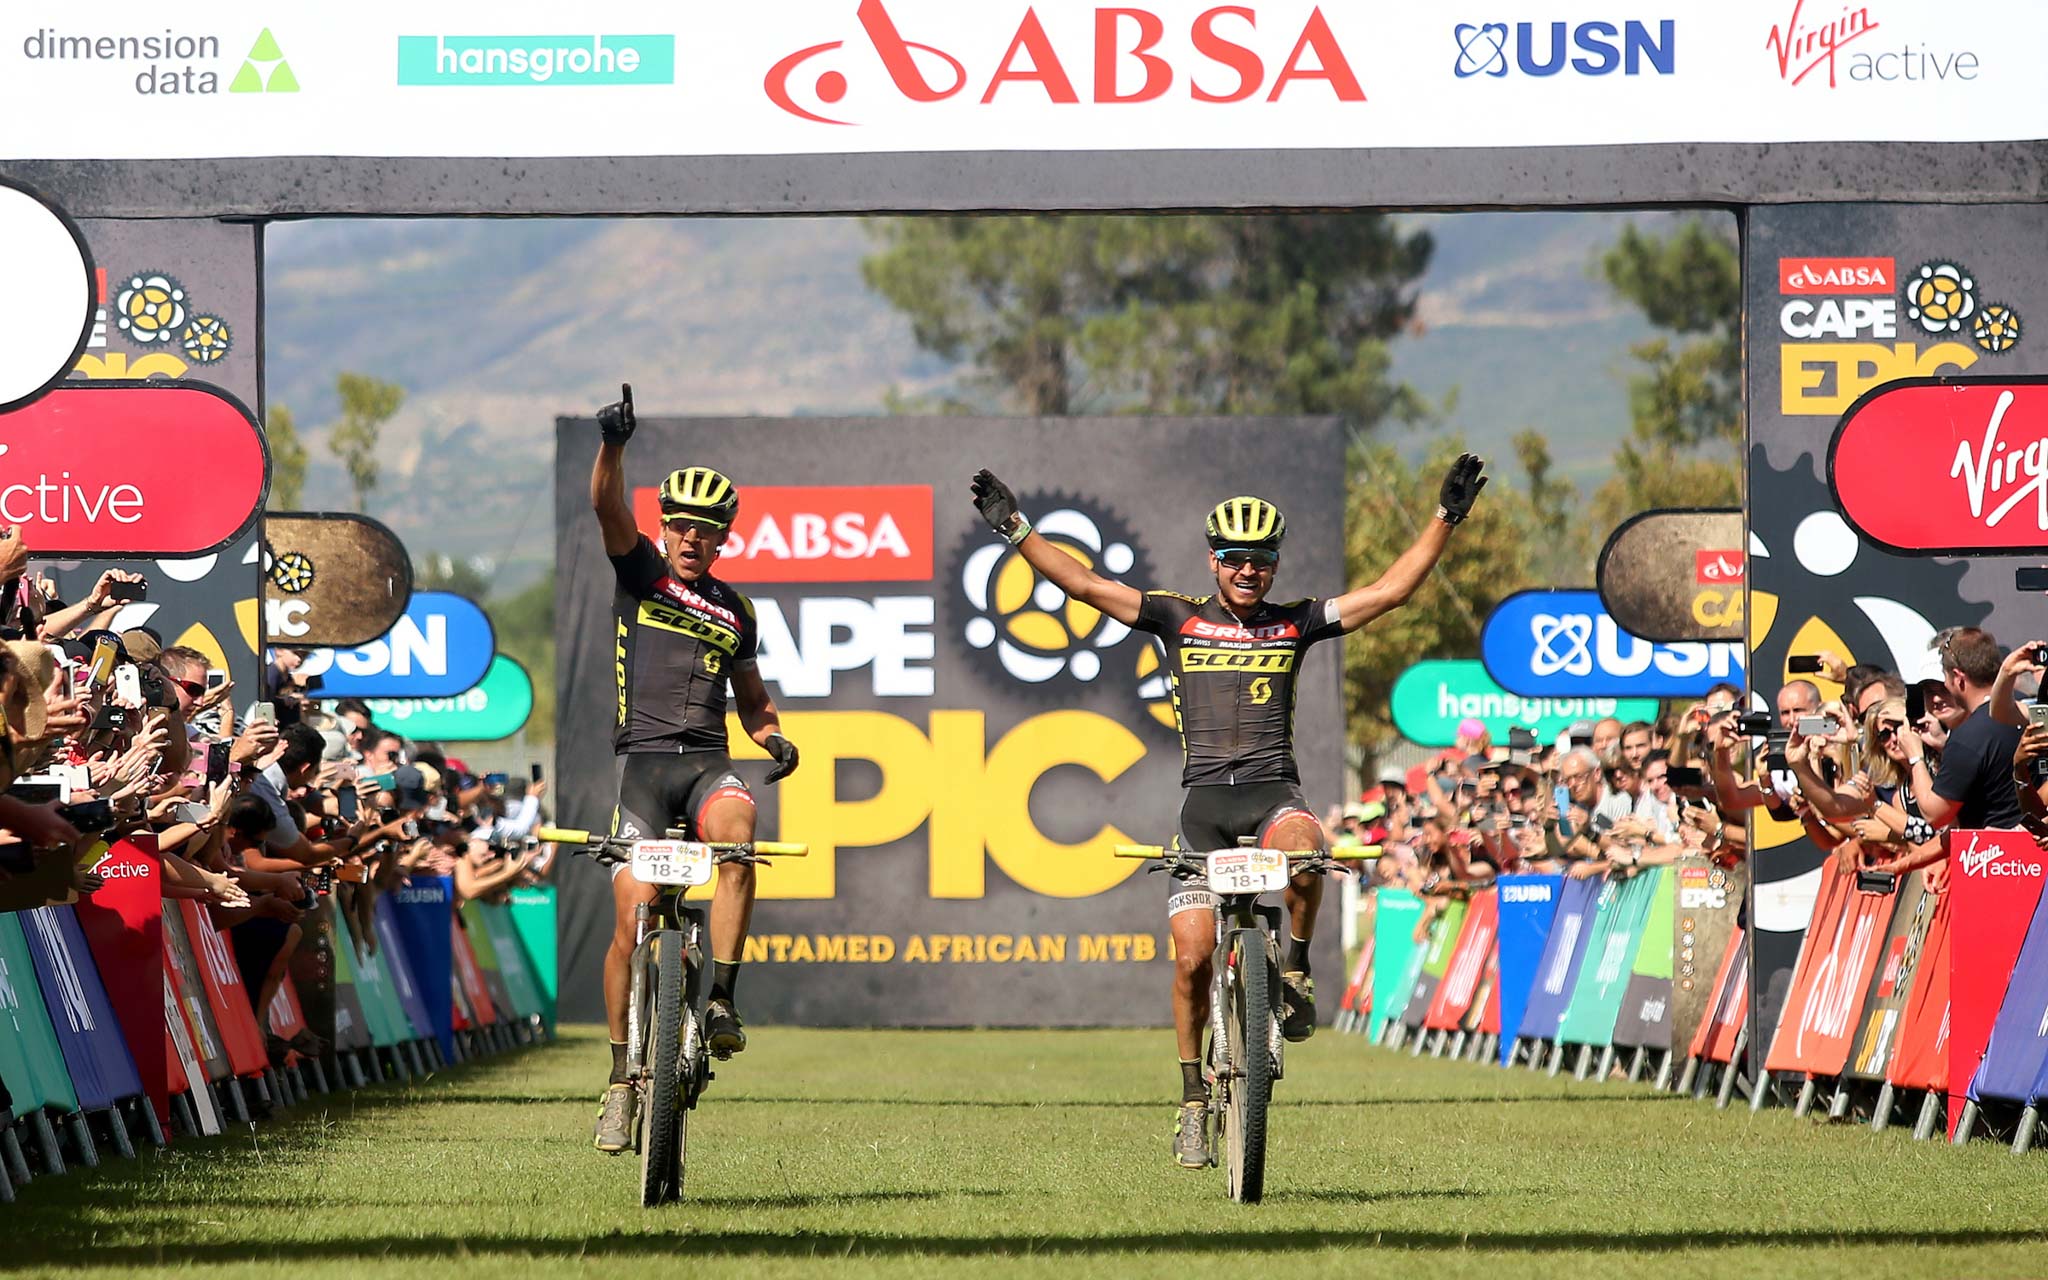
[711,960,741,1006]
[1285,934,1311,975]
[1180,1059,1206,1103]
[609,1039,628,1085]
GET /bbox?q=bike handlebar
[535,826,808,859]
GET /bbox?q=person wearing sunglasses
[971,453,1487,1169]
[586,389,800,1155]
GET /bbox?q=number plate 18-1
[1207,847,1287,895]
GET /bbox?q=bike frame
[624,889,706,1087]
[1207,892,1288,1095]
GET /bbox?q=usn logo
[1453,19,1674,78]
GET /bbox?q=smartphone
[90,704,131,734]
[336,786,360,821]
[206,740,232,785]
[2028,703,2048,729]
[88,635,118,687]
[1855,869,1899,895]
[7,780,62,805]
[402,819,420,839]
[1797,715,1840,737]
[362,770,396,790]
[173,801,211,825]
[529,762,544,783]
[1737,711,1775,736]
[1787,654,1825,674]
[113,663,142,705]
[1667,765,1706,789]
[56,797,115,834]
[1553,784,1574,838]
[206,668,228,693]
[2017,567,2048,592]
[249,701,277,726]
[103,579,147,603]
[1507,727,1536,751]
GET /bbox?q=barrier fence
[0,880,558,1201]
[1353,836,2048,1154]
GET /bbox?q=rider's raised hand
[1436,453,1488,526]
[763,732,800,784]
[971,469,1031,544]
[597,382,636,446]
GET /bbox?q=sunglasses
[1215,548,1278,570]
[662,515,729,539]
[172,678,206,699]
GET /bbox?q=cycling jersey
[1133,591,1343,787]
[610,536,759,755]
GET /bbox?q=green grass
[9,1025,2048,1278]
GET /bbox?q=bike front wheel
[1225,931,1276,1204]
[639,934,687,1207]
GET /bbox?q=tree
[863,214,1433,425]
[415,552,491,599]
[326,371,405,513]
[1593,218,1743,534]
[266,402,307,511]
[487,571,555,745]
[1512,428,1592,586]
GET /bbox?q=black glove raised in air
[763,733,800,785]
[1436,452,1488,525]
[597,382,636,446]
[970,469,1031,544]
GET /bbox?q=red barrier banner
[452,918,497,1028]
[161,897,229,1084]
[1339,935,1374,1015]
[1847,871,1939,1081]
[1888,888,1953,1094]
[1766,859,1897,1076]
[1426,891,1497,1032]
[71,837,165,1125]
[1692,929,1748,1064]
[1478,946,1502,1036]
[1945,830,2048,1136]
[268,975,310,1045]
[176,900,268,1080]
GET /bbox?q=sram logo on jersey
[1180,616,1300,641]
[634,484,933,582]
[1180,647,1297,672]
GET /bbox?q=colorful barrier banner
[392,876,457,1060]
[1946,830,2047,1135]
[372,895,438,1044]
[324,910,375,1054]
[160,900,231,1084]
[1494,874,1561,1064]
[1691,929,1748,1065]
[461,903,520,1027]
[266,977,313,1063]
[1847,871,1938,1081]
[0,911,79,1116]
[1369,889,1424,1043]
[1766,859,1898,1078]
[73,837,166,1122]
[1516,875,1600,1043]
[1424,890,1496,1032]
[21,905,143,1113]
[1559,872,1659,1049]
[478,902,546,1024]
[178,899,270,1083]
[163,971,220,1136]
[335,913,405,1050]
[1887,892,1952,1095]
[453,917,499,1028]
[1401,900,1466,1030]
[507,886,559,1032]
[1969,874,2048,1104]
[1669,859,1744,1057]
[1612,866,1676,1052]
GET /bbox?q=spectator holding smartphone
[1903,628,2021,831]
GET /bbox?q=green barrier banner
[0,912,78,1114]
[335,914,405,1049]
[461,902,520,1026]
[1558,873,1659,1048]
[1369,889,1424,1042]
[479,903,545,1024]
[1401,899,1467,1029]
[1611,867,1676,1051]
[353,656,535,742]
[326,912,376,1053]
[1390,659,1659,749]
[507,886,558,1033]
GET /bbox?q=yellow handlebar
[750,842,808,857]
[535,826,590,845]
[1114,844,1167,859]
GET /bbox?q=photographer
[1904,629,2020,831]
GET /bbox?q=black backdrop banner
[552,416,1345,1026]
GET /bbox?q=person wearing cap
[1902,627,2021,830]
[587,385,802,1155]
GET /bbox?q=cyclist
[588,390,800,1154]
[969,457,1487,1168]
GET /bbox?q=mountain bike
[535,825,806,1207]
[1113,840,1348,1204]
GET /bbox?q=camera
[56,798,115,834]
[1856,869,1899,895]
[1736,711,1774,736]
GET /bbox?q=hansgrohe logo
[397,35,675,86]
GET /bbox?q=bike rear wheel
[1225,931,1276,1204]
[639,935,686,1207]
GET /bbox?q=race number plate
[1206,847,1287,895]
[630,840,714,887]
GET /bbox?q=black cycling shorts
[1168,782,1318,917]
[610,752,754,873]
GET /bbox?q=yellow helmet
[1205,496,1285,550]
[658,466,739,526]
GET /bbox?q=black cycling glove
[971,469,1032,545]
[1436,452,1488,525]
[597,382,636,446]
[763,733,800,784]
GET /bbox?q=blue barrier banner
[21,906,142,1111]
[1481,589,1744,699]
[296,591,495,698]
[373,894,438,1043]
[392,876,457,1061]
[1515,875,1601,1042]
[1495,875,1564,1064]
[1970,880,2048,1104]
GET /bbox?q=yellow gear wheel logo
[1972,302,2021,354]
[114,272,188,346]
[1903,261,1976,336]
[270,550,316,594]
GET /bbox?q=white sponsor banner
[4,1,2044,160]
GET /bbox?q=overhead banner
[1830,379,2048,555]
[335,655,535,742]
[1947,829,2047,1133]
[296,590,495,699]
[1388,659,1657,748]
[1493,874,1560,1064]
[555,415,1345,1027]
[5,3,2048,162]
[1480,589,1745,699]
[1595,508,1744,643]
[0,177,92,413]
[263,511,414,647]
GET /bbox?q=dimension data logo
[20,26,295,95]
[397,35,674,86]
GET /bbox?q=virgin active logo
[1480,589,1743,698]
[1453,18,1675,79]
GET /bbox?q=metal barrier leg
[32,1111,66,1177]
[224,1079,251,1124]
[1829,1081,1852,1121]
[1871,1082,1896,1133]
[1679,1056,1702,1097]
[1448,1030,1467,1059]
[170,1093,197,1138]
[342,1054,368,1089]
[1596,1046,1615,1081]
[1794,1077,1817,1117]
[1410,1028,1427,1057]
[1749,1071,1770,1112]
[1716,1061,1742,1110]
[2013,1105,2039,1155]
[1913,1090,1943,1141]
[1574,1045,1593,1081]
[137,1097,166,1149]
[1547,1042,1566,1078]
[105,1106,136,1161]
[67,1111,99,1168]
[3,1124,32,1185]
[1627,1047,1646,1082]
[308,1058,332,1094]
[1952,1099,1978,1145]
[1654,1049,1675,1092]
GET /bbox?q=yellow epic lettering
[1779,341,1976,416]
[1691,589,1742,628]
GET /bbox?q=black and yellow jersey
[1133,591,1343,787]
[610,537,759,755]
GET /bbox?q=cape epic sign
[264,512,415,647]
[1596,508,1744,643]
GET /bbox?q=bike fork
[625,903,653,1077]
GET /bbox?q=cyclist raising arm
[968,456,1486,1168]
[588,387,800,1154]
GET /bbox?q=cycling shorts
[1167,782,1318,918]
[609,752,753,878]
